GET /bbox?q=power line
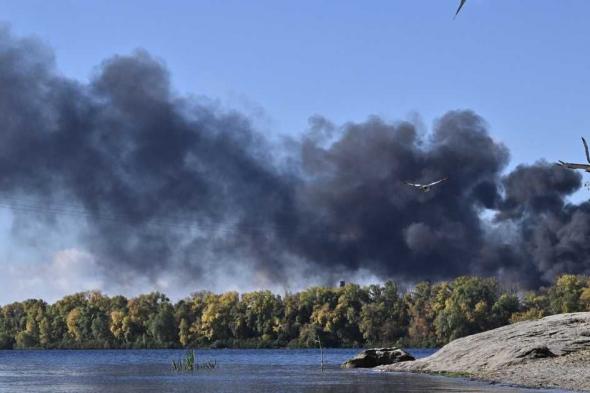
[0,194,336,236]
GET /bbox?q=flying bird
[556,137,590,173]
[455,0,467,18]
[405,177,448,192]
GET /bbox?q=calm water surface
[0,349,572,393]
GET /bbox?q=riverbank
[379,312,590,392]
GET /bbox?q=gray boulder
[342,347,415,368]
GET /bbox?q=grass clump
[171,350,217,372]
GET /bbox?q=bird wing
[582,137,590,164]
[556,161,590,170]
[426,177,448,187]
[405,181,422,188]
[455,0,467,17]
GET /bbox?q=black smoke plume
[0,27,588,289]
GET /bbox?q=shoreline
[378,313,590,393]
[380,368,585,393]
[378,369,581,393]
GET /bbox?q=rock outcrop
[342,347,414,368]
[379,312,590,391]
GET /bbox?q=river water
[0,348,572,392]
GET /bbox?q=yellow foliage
[66,308,82,341]
[110,310,125,339]
[579,288,590,311]
[510,308,544,323]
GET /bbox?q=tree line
[1,274,590,350]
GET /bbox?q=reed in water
[172,350,217,372]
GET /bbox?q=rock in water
[342,347,415,368]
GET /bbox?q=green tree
[434,277,501,342]
[491,293,520,325]
[178,318,190,347]
[149,303,177,346]
[406,281,438,346]
[548,274,586,314]
[200,292,239,343]
[360,282,407,345]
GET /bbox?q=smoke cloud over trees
[1,27,589,292]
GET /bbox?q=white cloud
[0,248,104,304]
[0,247,388,305]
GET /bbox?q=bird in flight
[455,0,467,18]
[405,177,448,192]
[556,137,590,173]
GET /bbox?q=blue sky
[1,0,590,302]
[1,0,590,168]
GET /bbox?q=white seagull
[556,137,590,173]
[405,177,448,192]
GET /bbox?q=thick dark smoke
[285,113,508,281]
[494,164,590,285]
[1,28,589,289]
[0,28,296,285]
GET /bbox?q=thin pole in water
[316,335,324,372]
